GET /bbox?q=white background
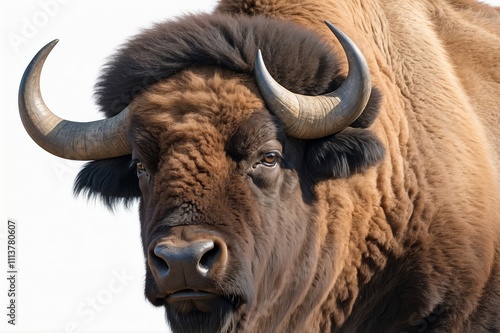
[1,0,499,332]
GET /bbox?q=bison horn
[18,39,130,160]
[255,21,371,139]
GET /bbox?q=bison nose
[149,238,227,292]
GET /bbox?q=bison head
[19,13,384,332]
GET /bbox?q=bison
[18,0,500,332]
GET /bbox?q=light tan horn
[255,20,371,139]
[18,39,130,160]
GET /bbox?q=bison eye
[261,151,280,167]
[136,161,147,177]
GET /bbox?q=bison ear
[305,128,385,181]
[74,155,141,209]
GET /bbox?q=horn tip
[324,20,341,36]
[254,49,265,71]
[255,48,263,59]
[45,39,60,51]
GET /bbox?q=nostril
[150,247,170,278]
[197,242,221,275]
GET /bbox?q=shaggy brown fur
[73,0,500,332]
[217,0,500,331]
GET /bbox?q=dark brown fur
[94,14,345,116]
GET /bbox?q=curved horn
[255,21,371,139]
[18,40,130,160]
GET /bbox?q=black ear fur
[74,155,141,209]
[305,128,385,181]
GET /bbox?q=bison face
[127,69,314,332]
[76,68,384,332]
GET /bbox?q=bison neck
[216,0,500,331]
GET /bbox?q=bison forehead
[129,68,271,200]
[131,68,263,134]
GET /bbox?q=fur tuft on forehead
[94,12,343,117]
